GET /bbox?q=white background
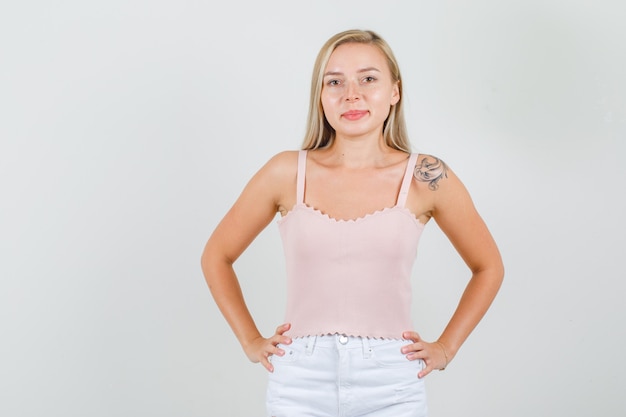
[1,1,625,416]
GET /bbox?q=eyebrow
[323,67,381,77]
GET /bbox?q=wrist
[434,341,449,370]
[239,331,263,351]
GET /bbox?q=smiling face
[321,42,400,142]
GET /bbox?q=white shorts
[266,334,428,417]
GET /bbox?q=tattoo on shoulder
[413,155,449,190]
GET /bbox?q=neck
[325,134,398,169]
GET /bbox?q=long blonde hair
[301,29,411,152]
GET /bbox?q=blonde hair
[302,29,411,152]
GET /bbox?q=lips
[341,110,368,121]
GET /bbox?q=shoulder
[412,153,451,191]
[248,150,300,195]
[236,151,299,210]
[259,150,299,178]
[411,154,478,219]
[411,153,471,203]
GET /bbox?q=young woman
[201,29,504,417]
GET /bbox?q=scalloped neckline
[279,203,424,226]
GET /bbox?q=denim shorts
[266,334,428,417]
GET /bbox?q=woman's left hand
[401,331,450,378]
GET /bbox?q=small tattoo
[414,155,448,190]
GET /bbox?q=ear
[390,81,400,105]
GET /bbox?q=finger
[405,350,426,360]
[401,338,424,355]
[275,323,291,335]
[401,331,419,355]
[418,363,433,379]
[273,323,292,346]
[402,331,421,343]
[268,334,292,350]
[268,342,286,357]
[261,355,274,373]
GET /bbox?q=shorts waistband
[299,334,408,358]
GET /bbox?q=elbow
[200,243,217,287]
[471,259,504,290]
[487,252,504,278]
[200,250,211,280]
[490,256,504,279]
[491,260,505,290]
[200,241,234,288]
[488,249,505,285]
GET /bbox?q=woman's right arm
[200,151,296,372]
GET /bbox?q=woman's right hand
[243,323,292,372]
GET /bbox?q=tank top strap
[396,153,419,208]
[296,150,308,204]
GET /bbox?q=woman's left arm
[403,161,504,377]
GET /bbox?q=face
[321,42,400,140]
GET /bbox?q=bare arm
[403,156,504,376]
[200,151,296,371]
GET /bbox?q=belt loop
[305,335,317,356]
[361,337,372,359]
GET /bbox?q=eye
[362,76,377,83]
[327,79,341,86]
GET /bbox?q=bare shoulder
[248,149,298,186]
[253,150,299,214]
[260,150,299,178]
[407,153,475,221]
[412,154,482,226]
[413,154,451,191]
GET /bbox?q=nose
[345,80,360,102]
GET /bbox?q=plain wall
[1,0,625,416]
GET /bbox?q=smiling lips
[341,110,368,121]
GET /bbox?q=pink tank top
[277,150,425,339]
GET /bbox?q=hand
[243,323,292,372]
[401,331,450,378]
